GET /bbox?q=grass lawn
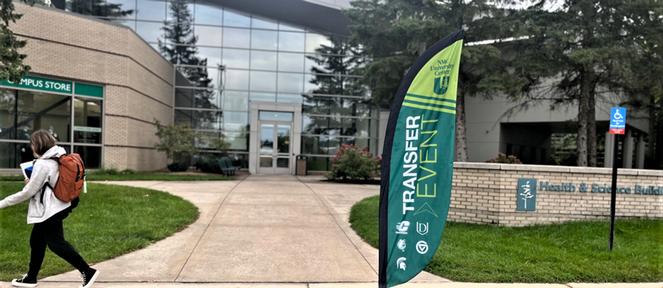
[0,182,199,281]
[350,195,663,283]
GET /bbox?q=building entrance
[258,119,292,174]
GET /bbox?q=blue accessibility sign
[610,107,626,135]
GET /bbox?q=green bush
[486,152,523,164]
[195,157,221,174]
[325,144,381,181]
[167,162,189,172]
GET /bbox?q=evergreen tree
[159,2,219,129]
[0,0,36,83]
[305,37,368,139]
[66,0,133,17]
[344,0,528,162]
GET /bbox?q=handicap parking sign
[610,107,626,135]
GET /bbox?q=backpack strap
[40,180,54,205]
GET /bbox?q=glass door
[258,121,292,174]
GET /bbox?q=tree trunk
[588,92,597,167]
[577,74,590,167]
[648,95,656,157]
[455,88,468,162]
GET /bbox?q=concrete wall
[12,3,174,171]
[451,162,663,226]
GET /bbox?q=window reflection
[305,33,331,53]
[136,0,165,21]
[175,109,221,130]
[225,70,249,90]
[197,46,222,67]
[194,2,223,25]
[222,91,249,110]
[223,112,249,131]
[109,19,136,29]
[223,9,250,27]
[136,21,163,43]
[67,0,136,17]
[277,94,302,103]
[251,30,277,50]
[167,1,193,22]
[278,53,303,72]
[223,49,249,69]
[0,89,71,141]
[250,71,276,92]
[251,16,277,29]
[106,0,136,18]
[278,22,304,32]
[278,31,305,52]
[174,88,221,109]
[277,73,303,93]
[223,27,250,48]
[195,25,222,47]
[250,51,277,71]
[250,92,275,102]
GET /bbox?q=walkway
[1,175,660,288]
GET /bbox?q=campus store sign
[0,76,103,97]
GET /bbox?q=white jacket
[0,146,71,224]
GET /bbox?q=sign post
[608,107,626,251]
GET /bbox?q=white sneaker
[11,274,37,287]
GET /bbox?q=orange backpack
[41,154,86,203]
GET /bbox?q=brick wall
[12,4,173,171]
[451,163,663,226]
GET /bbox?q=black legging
[27,203,89,278]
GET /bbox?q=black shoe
[11,274,37,287]
[79,268,99,288]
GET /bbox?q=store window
[0,77,104,169]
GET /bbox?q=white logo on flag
[416,222,429,235]
[397,239,406,252]
[416,241,429,254]
[396,221,410,235]
[396,257,407,271]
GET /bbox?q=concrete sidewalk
[1,175,660,288]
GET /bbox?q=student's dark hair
[30,130,57,157]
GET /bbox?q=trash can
[296,155,308,175]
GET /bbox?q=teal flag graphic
[379,30,464,288]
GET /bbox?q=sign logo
[413,202,438,217]
[416,222,429,236]
[609,107,626,135]
[416,241,429,254]
[396,257,407,271]
[433,76,450,95]
[517,178,537,211]
[396,221,410,234]
[397,239,407,252]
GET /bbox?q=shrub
[167,162,189,172]
[486,153,523,164]
[195,157,222,174]
[90,168,138,175]
[326,144,380,181]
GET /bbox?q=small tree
[154,119,198,171]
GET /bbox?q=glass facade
[0,86,103,169]
[63,0,376,171]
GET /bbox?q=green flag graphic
[379,30,464,288]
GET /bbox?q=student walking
[0,130,99,288]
